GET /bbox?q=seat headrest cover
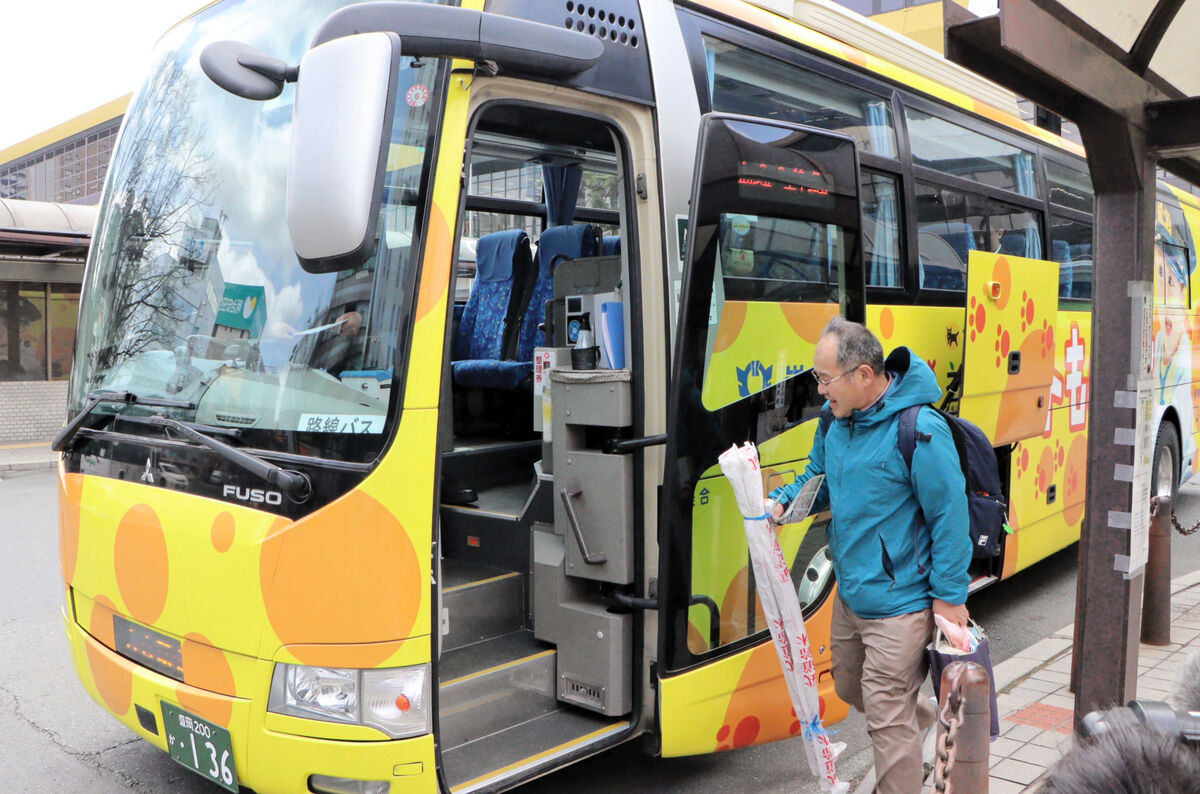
[537,224,598,269]
[474,229,530,283]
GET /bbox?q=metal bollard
[1141,496,1171,646]
[933,661,991,793]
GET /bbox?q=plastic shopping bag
[925,620,1000,739]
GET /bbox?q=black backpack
[818,404,1006,560]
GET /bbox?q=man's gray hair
[822,317,885,375]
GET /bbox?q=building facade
[0,199,96,442]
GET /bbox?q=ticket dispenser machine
[531,368,633,716]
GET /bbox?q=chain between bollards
[1167,495,1200,535]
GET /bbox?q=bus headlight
[268,662,430,738]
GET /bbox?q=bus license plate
[161,702,238,792]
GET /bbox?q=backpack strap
[818,405,833,438]
[896,404,934,471]
[897,404,935,575]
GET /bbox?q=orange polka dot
[59,473,84,584]
[181,634,236,695]
[781,302,838,344]
[415,205,451,323]
[991,257,1011,311]
[89,594,119,649]
[175,687,233,731]
[87,595,132,716]
[114,504,170,624]
[259,492,422,667]
[879,307,895,340]
[713,301,748,354]
[733,715,760,747]
[179,633,236,727]
[211,512,235,553]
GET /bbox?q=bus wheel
[1152,423,1180,506]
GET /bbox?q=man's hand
[932,598,969,628]
[764,498,785,521]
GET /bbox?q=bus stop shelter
[946,0,1200,725]
[0,198,95,442]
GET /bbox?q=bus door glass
[657,115,863,755]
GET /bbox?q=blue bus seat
[451,229,534,390]
[512,224,600,362]
[1052,239,1070,263]
[602,235,621,256]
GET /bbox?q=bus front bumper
[63,607,438,794]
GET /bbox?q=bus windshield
[69,0,445,462]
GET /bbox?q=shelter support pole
[1070,110,1156,726]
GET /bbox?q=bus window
[862,171,902,287]
[1050,214,1093,305]
[703,35,898,158]
[717,213,850,301]
[906,108,1039,198]
[915,183,1041,292]
[1156,201,1192,309]
[1046,159,1094,213]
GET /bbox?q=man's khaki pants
[831,594,935,794]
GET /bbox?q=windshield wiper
[52,391,196,452]
[147,415,312,502]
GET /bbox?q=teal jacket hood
[772,346,972,618]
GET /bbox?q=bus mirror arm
[148,416,312,503]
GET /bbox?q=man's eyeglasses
[810,367,854,387]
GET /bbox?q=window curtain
[865,101,896,159]
[542,164,582,228]
[864,175,900,287]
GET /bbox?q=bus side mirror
[286,31,401,273]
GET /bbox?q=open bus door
[655,115,865,755]
[958,250,1059,578]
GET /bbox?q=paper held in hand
[778,474,825,524]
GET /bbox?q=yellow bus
[56,0,1199,792]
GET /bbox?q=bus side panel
[659,588,847,757]
[1164,189,1200,478]
[1002,311,1089,578]
[865,303,963,401]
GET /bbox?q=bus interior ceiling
[435,103,633,788]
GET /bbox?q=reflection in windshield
[70,0,445,460]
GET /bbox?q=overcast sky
[0,1,203,152]
[1,0,1001,154]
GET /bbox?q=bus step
[442,707,628,793]
[442,561,525,651]
[439,630,558,752]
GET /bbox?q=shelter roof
[948,0,1200,187]
[0,199,97,260]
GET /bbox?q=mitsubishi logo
[141,456,155,484]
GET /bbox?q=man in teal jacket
[767,318,972,794]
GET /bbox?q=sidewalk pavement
[972,567,1200,792]
[852,567,1200,793]
[0,441,58,473]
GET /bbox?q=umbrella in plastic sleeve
[718,442,848,793]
